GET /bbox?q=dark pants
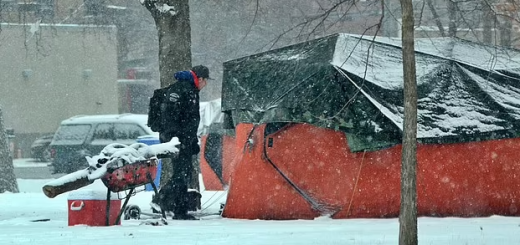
[159,134,197,215]
[168,145,194,214]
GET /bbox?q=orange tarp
[200,133,237,191]
[222,123,520,220]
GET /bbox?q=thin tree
[482,0,494,44]
[399,0,418,244]
[498,0,515,47]
[447,0,457,37]
[426,0,446,37]
[0,106,19,194]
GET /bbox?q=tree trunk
[382,0,400,37]
[399,0,418,244]
[500,22,512,48]
[499,0,513,48]
[142,0,194,189]
[447,0,457,37]
[482,0,493,44]
[143,0,192,88]
[426,0,445,37]
[0,106,19,194]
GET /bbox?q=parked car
[30,134,54,162]
[49,114,157,173]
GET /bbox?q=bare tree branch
[258,0,360,51]
[235,0,261,51]
[448,0,458,37]
[426,0,446,37]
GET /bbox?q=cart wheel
[124,205,141,220]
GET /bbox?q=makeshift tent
[198,99,236,191]
[220,33,520,219]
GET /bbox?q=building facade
[0,23,118,157]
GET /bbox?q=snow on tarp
[222,33,520,152]
[332,34,520,140]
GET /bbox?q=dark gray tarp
[222,33,520,152]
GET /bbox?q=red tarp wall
[222,123,520,220]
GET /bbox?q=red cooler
[67,189,121,226]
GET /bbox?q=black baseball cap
[191,65,212,79]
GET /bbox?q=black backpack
[147,88,167,132]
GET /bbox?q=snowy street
[12,158,64,179]
[1,159,520,244]
[4,0,520,244]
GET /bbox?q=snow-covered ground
[1,163,520,244]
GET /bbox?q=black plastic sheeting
[204,133,224,183]
[222,33,520,152]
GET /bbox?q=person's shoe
[172,213,199,220]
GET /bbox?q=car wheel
[40,147,52,162]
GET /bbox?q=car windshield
[51,124,91,145]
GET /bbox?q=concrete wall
[0,23,118,157]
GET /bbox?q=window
[1,0,17,12]
[91,123,115,145]
[84,0,106,16]
[114,123,147,141]
[52,124,91,145]
[16,0,55,18]
[92,123,113,140]
[37,0,55,19]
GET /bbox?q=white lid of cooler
[67,189,119,200]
